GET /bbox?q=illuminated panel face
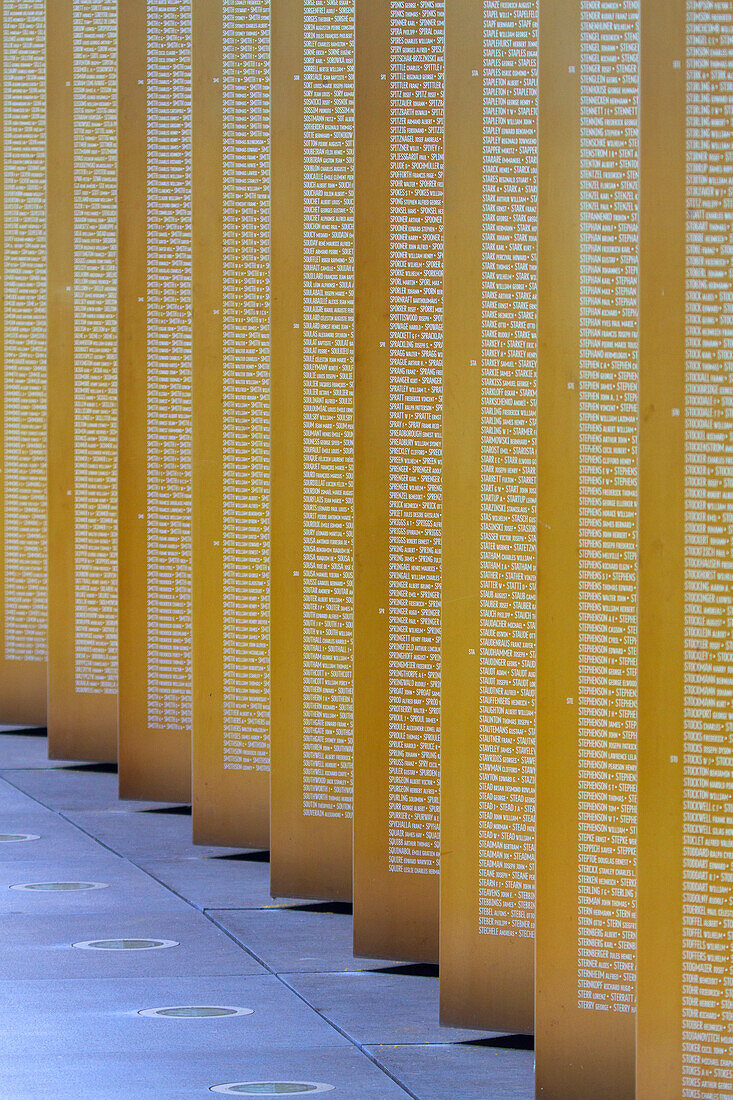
[146,2,192,732]
[3,0,47,663]
[683,2,733,1091]
[387,0,443,876]
[221,0,270,771]
[577,1,639,1014]
[301,0,355,819]
[73,0,117,695]
[479,0,537,940]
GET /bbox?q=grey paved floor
[0,731,534,1099]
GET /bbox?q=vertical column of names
[683,2,733,1093]
[478,0,537,938]
[221,0,270,770]
[387,0,443,874]
[3,0,47,662]
[302,0,355,818]
[146,1,192,731]
[576,0,639,1014]
[73,0,117,694]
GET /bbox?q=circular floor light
[72,938,179,951]
[0,833,40,843]
[11,881,109,892]
[138,1006,253,1019]
[210,1085,335,1095]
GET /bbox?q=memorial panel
[191,0,270,846]
[0,0,47,725]
[441,0,537,1033]
[638,2,733,1096]
[270,0,355,900]
[353,0,443,962]
[118,0,192,801]
[536,1,640,1095]
[47,0,118,762]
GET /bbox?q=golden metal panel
[191,0,270,847]
[270,0,354,901]
[536,1,639,1095]
[46,0,118,763]
[118,0,192,802]
[440,0,537,1033]
[0,0,47,725]
[638,2,733,1096]
[353,0,443,963]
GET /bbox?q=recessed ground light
[0,833,40,843]
[210,1085,335,1095]
[11,881,109,892]
[72,938,179,951]
[139,1006,253,1018]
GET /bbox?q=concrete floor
[0,729,534,1099]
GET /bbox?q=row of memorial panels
[0,0,728,1097]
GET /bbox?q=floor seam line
[201,912,416,1097]
[1,767,421,1097]
[275,973,421,1100]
